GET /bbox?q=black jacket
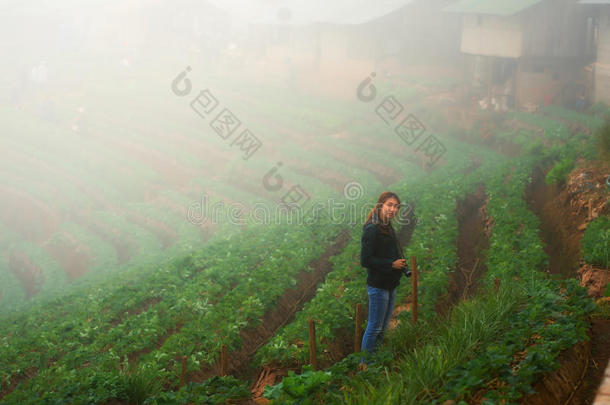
[360,223,402,291]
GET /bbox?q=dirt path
[524,163,610,404]
[437,185,490,316]
[571,318,610,404]
[46,231,91,281]
[525,165,583,277]
[7,251,44,299]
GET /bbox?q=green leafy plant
[589,102,610,118]
[581,216,610,268]
[598,121,610,163]
[265,365,332,402]
[146,376,250,404]
[545,157,575,185]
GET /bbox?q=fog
[0,0,601,311]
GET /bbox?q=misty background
[0,0,604,312]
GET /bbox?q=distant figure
[31,61,48,84]
[576,89,586,112]
[359,191,410,366]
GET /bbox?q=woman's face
[380,197,400,221]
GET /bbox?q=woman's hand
[392,259,406,270]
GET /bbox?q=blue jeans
[361,285,396,355]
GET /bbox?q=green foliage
[581,216,610,268]
[598,121,610,163]
[146,376,250,404]
[0,87,603,405]
[440,279,593,403]
[306,288,522,405]
[545,157,574,186]
[540,105,604,131]
[265,365,332,403]
[589,102,610,118]
[311,153,595,404]
[119,364,164,405]
[0,223,341,403]
[264,352,393,404]
[508,112,571,141]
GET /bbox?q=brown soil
[523,162,610,404]
[0,185,60,243]
[437,185,490,316]
[0,366,38,402]
[45,231,92,281]
[569,317,610,404]
[522,340,591,405]
[322,327,356,365]
[525,165,584,277]
[250,367,289,404]
[579,264,610,299]
[7,251,44,299]
[191,229,352,386]
[526,160,609,279]
[73,213,136,265]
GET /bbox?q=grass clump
[119,364,164,405]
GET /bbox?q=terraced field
[1,64,608,404]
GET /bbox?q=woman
[360,191,408,359]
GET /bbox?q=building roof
[205,0,414,26]
[443,0,544,16]
[578,0,610,4]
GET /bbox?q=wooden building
[445,0,597,110]
[208,0,462,97]
[579,0,610,105]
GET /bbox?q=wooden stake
[411,256,418,324]
[220,344,228,376]
[308,318,317,370]
[494,277,501,293]
[354,303,362,353]
[179,355,187,388]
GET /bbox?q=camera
[402,265,411,278]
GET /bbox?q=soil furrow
[437,185,490,316]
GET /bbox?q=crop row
[435,155,594,403]
[0,220,343,404]
[254,132,508,367]
[263,110,599,404]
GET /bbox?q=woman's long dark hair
[363,191,401,234]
